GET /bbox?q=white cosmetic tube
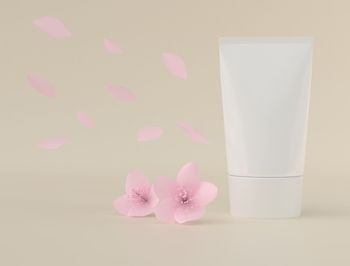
[219,37,313,218]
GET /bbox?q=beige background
[1,0,350,265]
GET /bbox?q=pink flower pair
[113,163,217,224]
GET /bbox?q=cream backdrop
[1,0,350,265]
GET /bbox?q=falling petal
[162,52,187,80]
[39,137,68,150]
[107,84,136,102]
[104,39,122,54]
[76,112,94,128]
[178,122,208,144]
[137,126,163,142]
[28,74,56,98]
[33,16,72,38]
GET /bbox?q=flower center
[177,188,192,205]
[129,188,148,204]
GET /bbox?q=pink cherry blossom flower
[154,163,217,224]
[114,171,159,217]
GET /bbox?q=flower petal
[113,195,132,216]
[193,182,217,206]
[174,205,205,224]
[128,186,159,217]
[104,39,122,54]
[154,198,177,223]
[107,84,136,102]
[178,122,208,144]
[162,52,187,80]
[76,112,94,128]
[28,74,56,98]
[125,170,149,194]
[176,163,201,192]
[148,186,160,209]
[137,126,163,142]
[128,203,156,217]
[39,137,68,150]
[33,16,71,39]
[154,176,178,199]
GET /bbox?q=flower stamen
[177,188,192,205]
[129,188,149,204]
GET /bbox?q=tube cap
[228,175,303,218]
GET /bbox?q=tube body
[219,37,313,218]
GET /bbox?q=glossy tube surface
[219,37,313,218]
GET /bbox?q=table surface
[1,173,349,266]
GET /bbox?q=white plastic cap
[228,175,303,218]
